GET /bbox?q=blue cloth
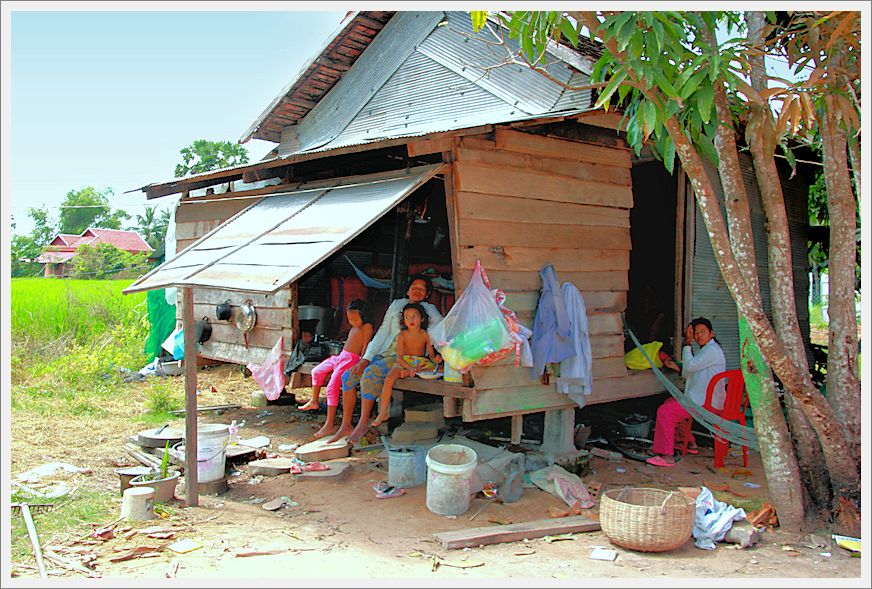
[555,282,593,406]
[344,255,391,289]
[531,265,576,378]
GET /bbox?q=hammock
[624,319,759,451]
[343,255,391,289]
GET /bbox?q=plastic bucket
[175,424,230,483]
[425,444,478,516]
[388,447,427,489]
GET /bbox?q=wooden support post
[182,287,199,507]
[443,397,460,418]
[510,415,523,445]
[683,173,696,326]
[674,167,687,349]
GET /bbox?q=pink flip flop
[373,482,405,499]
[646,456,676,468]
[686,448,700,455]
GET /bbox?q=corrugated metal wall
[690,154,811,370]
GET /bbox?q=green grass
[10,488,117,563]
[810,302,829,329]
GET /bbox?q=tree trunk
[744,10,830,518]
[704,59,805,528]
[820,110,861,459]
[663,117,859,499]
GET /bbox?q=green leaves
[696,84,714,124]
[470,11,489,32]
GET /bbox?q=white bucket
[425,444,478,516]
[175,424,230,483]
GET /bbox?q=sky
[5,7,348,236]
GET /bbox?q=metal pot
[298,305,332,335]
[324,341,344,356]
[216,300,232,321]
[194,317,212,343]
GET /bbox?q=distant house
[37,228,153,277]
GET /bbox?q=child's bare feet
[313,422,338,439]
[346,422,369,446]
[298,399,320,411]
[327,425,352,444]
[370,411,390,428]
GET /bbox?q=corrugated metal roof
[295,11,445,152]
[124,164,444,295]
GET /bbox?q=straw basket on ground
[599,487,695,552]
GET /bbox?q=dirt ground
[8,365,865,582]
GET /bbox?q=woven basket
[599,487,695,552]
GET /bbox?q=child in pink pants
[299,299,373,438]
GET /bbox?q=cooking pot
[298,305,332,335]
[216,300,232,321]
[194,317,212,343]
[324,341,344,356]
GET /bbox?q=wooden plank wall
[451,128,643,421]
[173,197,294,365]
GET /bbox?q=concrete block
[404,403,445,427]
[391,422,438,444]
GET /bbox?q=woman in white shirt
[647,317,726,467]
[327,274,443,445]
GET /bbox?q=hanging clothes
[530,265,576,379]
[555,282,593,406]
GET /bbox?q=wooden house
[126,11,811,457]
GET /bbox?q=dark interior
[626,161,679,354]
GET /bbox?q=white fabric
[692,486,746,550]
[682,339,727,408]
[555,282,593,406]
[362,298,442,362]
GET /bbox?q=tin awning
[124,164,444,295]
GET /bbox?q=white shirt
[363,298,443,362]
[682,339,727,409]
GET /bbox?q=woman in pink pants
[648,317,726,467]
[299,300,373,438]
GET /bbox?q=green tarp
[143,289,177,361]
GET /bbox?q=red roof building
[37,228,153,277]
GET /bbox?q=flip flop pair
[373,481,405,499]
[646,455,676,468]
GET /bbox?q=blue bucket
[388,446,427,489]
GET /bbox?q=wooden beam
[442,150,462,294]
[511,415,523,445]
[182,287,199,507]
[433,515,601,550]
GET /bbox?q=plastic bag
[429,261,513,372]
[624,341,664,370]
[246,336,286,401]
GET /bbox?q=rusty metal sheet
[124,164,443,295]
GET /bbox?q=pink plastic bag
[246,336,286,401]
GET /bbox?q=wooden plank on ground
[457,246,629,273]
[456,143,632,186]
[458,220,631,251]
[455,191,630,228]
[455,162,633,208]
[434,515,601,550]
[494,128,631,167]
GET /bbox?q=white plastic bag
[429,261,513,372]
[247,336,286,401]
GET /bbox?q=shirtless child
[298,299,373,438]
[371,303,441,428]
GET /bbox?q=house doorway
[626,161,679,355]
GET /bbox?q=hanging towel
[555,282,593,406]
[530,265,576,379]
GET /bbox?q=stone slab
[294,437,351,463]
[391,422,439,444]
[296,461,352,482]
[248,458,296,476]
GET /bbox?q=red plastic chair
[675,417,694,456]
[704,369,749,468]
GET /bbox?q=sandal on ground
[373,481,405,499]
[301,461,329,472]
[646,456,676,467]
[686,447,700,455]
